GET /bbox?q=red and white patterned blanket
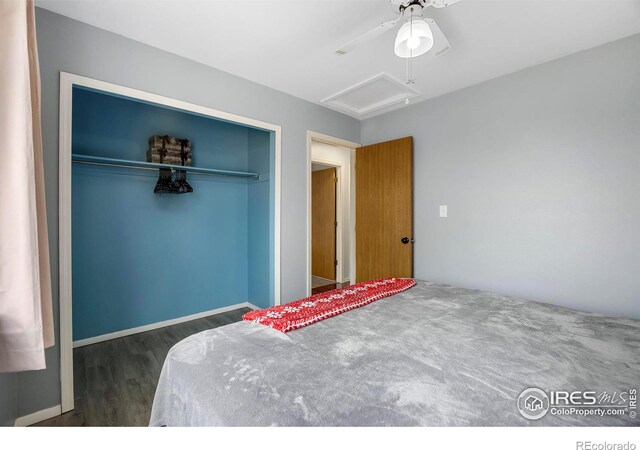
[242,278,416,333]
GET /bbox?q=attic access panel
[322,73,419,118]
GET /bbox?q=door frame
[59,72,282,413]
[306,131,359,295]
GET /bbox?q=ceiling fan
[336,0,461,58]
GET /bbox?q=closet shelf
[72,154,260,179]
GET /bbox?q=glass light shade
[394,19,433,58]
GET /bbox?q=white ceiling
[37,0,640,119]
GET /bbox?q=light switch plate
[439,205,448,218]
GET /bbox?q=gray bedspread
[149,281,640,426]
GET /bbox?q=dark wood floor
[311,281,350,295]
[36,307,249,427]
[36,285,350,427]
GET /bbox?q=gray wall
[0,374,17,426]
[362,33,640,320]
[17,8,359,418]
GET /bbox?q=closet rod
[72,154,259,179]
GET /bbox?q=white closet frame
[58,72,281,414]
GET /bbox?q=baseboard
[73,302,257,348]
[14,405,61,427]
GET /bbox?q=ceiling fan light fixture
[394,18,433,58]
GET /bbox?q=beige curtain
[0,0,54,373]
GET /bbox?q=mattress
[149,281,640,426]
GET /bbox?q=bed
[149,281,640,426]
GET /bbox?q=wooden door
[356,137,413,282]
[312,167,337,280]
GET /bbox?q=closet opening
[58,73,281,418]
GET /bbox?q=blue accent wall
[72,87,272,340]
[247,129,273,308]
[72,87,252,170]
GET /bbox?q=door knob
[401,237,413,244]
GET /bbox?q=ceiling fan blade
[431,0,462,8]
[425,17,452,56]
[335,17,401,55]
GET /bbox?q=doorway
[307,133,413,293]
[307,131,359,295]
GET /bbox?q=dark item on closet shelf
[179,139,190,167]
[154,168,180,194]
[174,170,193,194]
[147,134,192,166]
